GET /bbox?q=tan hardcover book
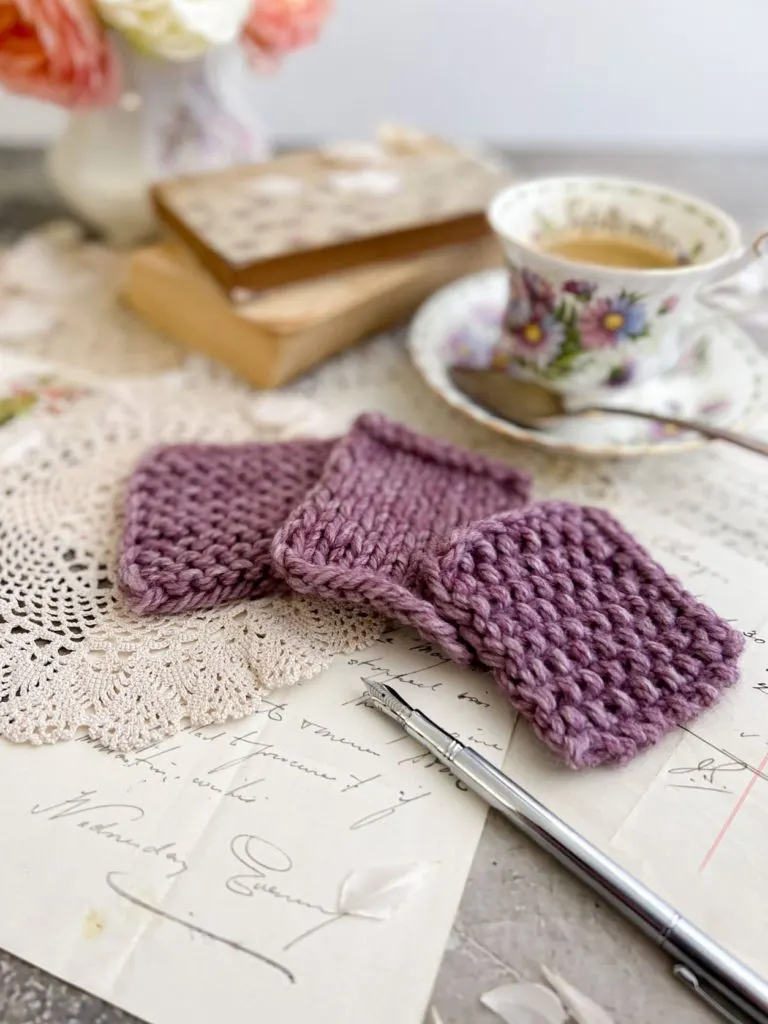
[122,238,503,388]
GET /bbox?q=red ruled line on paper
[699,750,768,872]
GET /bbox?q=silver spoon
[449,366,768,458]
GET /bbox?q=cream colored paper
[0,629,512,1024]
[3,358,768,1016]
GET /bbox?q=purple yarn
[119,438,334,614]
[417,501,744,768]
[271,414,532,664]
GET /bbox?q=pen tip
[362,678,412,721]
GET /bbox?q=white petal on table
[338,862,437,921]
[540,966,615,1024]
[246,392,334,438]
[480,982,568,1024]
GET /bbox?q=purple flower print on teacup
[605,362,637,387]
[505,315,566,369]
[474,305,504,328]
[447,329,490,369]
[579,293,648,350]
[698,398,731,418]
[446,305,503,369]
[648,400,686,441]
[650,399,730,442]
[489,333,515,370]
[650,421,684,442]
[505,267,556,329]
[676,240,705,266]
[522,267,556,311]
[505,267,534,330]
[672,336,710,378]
[563,279,597,302]
[658,294,680,316]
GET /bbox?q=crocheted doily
[0,379,381,751]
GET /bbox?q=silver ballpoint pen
[363,679,768,1024]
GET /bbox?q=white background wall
[2,0,767,147]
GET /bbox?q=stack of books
[123,128,509,388]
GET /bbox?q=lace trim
[0,380,382,751]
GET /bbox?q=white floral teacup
[487,175,764,393]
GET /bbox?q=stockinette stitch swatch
[417,501,744,769]
[271,413,531,664]
[119,438,334,614]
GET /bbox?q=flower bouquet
[0,0,333,241]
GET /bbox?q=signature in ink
[678,727,768,783]
[225,834,345,953]
[226,834,334,917]
[105,872,295,983]
[667,758,748,794]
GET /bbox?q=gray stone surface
[0,149,68,243]
[3,147,764,1024]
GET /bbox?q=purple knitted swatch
[271,414,531,663]
[119,438,334,614]
[417,501,744,768]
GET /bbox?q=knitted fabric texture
[418,501,744,768]
[119,438,334,614]
[271,414,531,664]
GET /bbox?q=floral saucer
[409,269,766,458]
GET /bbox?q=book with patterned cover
[152,135,510,293]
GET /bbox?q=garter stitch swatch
[119,438,334,614]
[271,414,531,663]
[417,501,744,768]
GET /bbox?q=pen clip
[673,964,756,1024]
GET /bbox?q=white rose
[96,0,254,61]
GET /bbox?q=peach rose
[0,0,119,108]
[243,0,332,60]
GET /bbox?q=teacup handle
[696,231,768,318]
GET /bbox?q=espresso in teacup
[543,233,679,270]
